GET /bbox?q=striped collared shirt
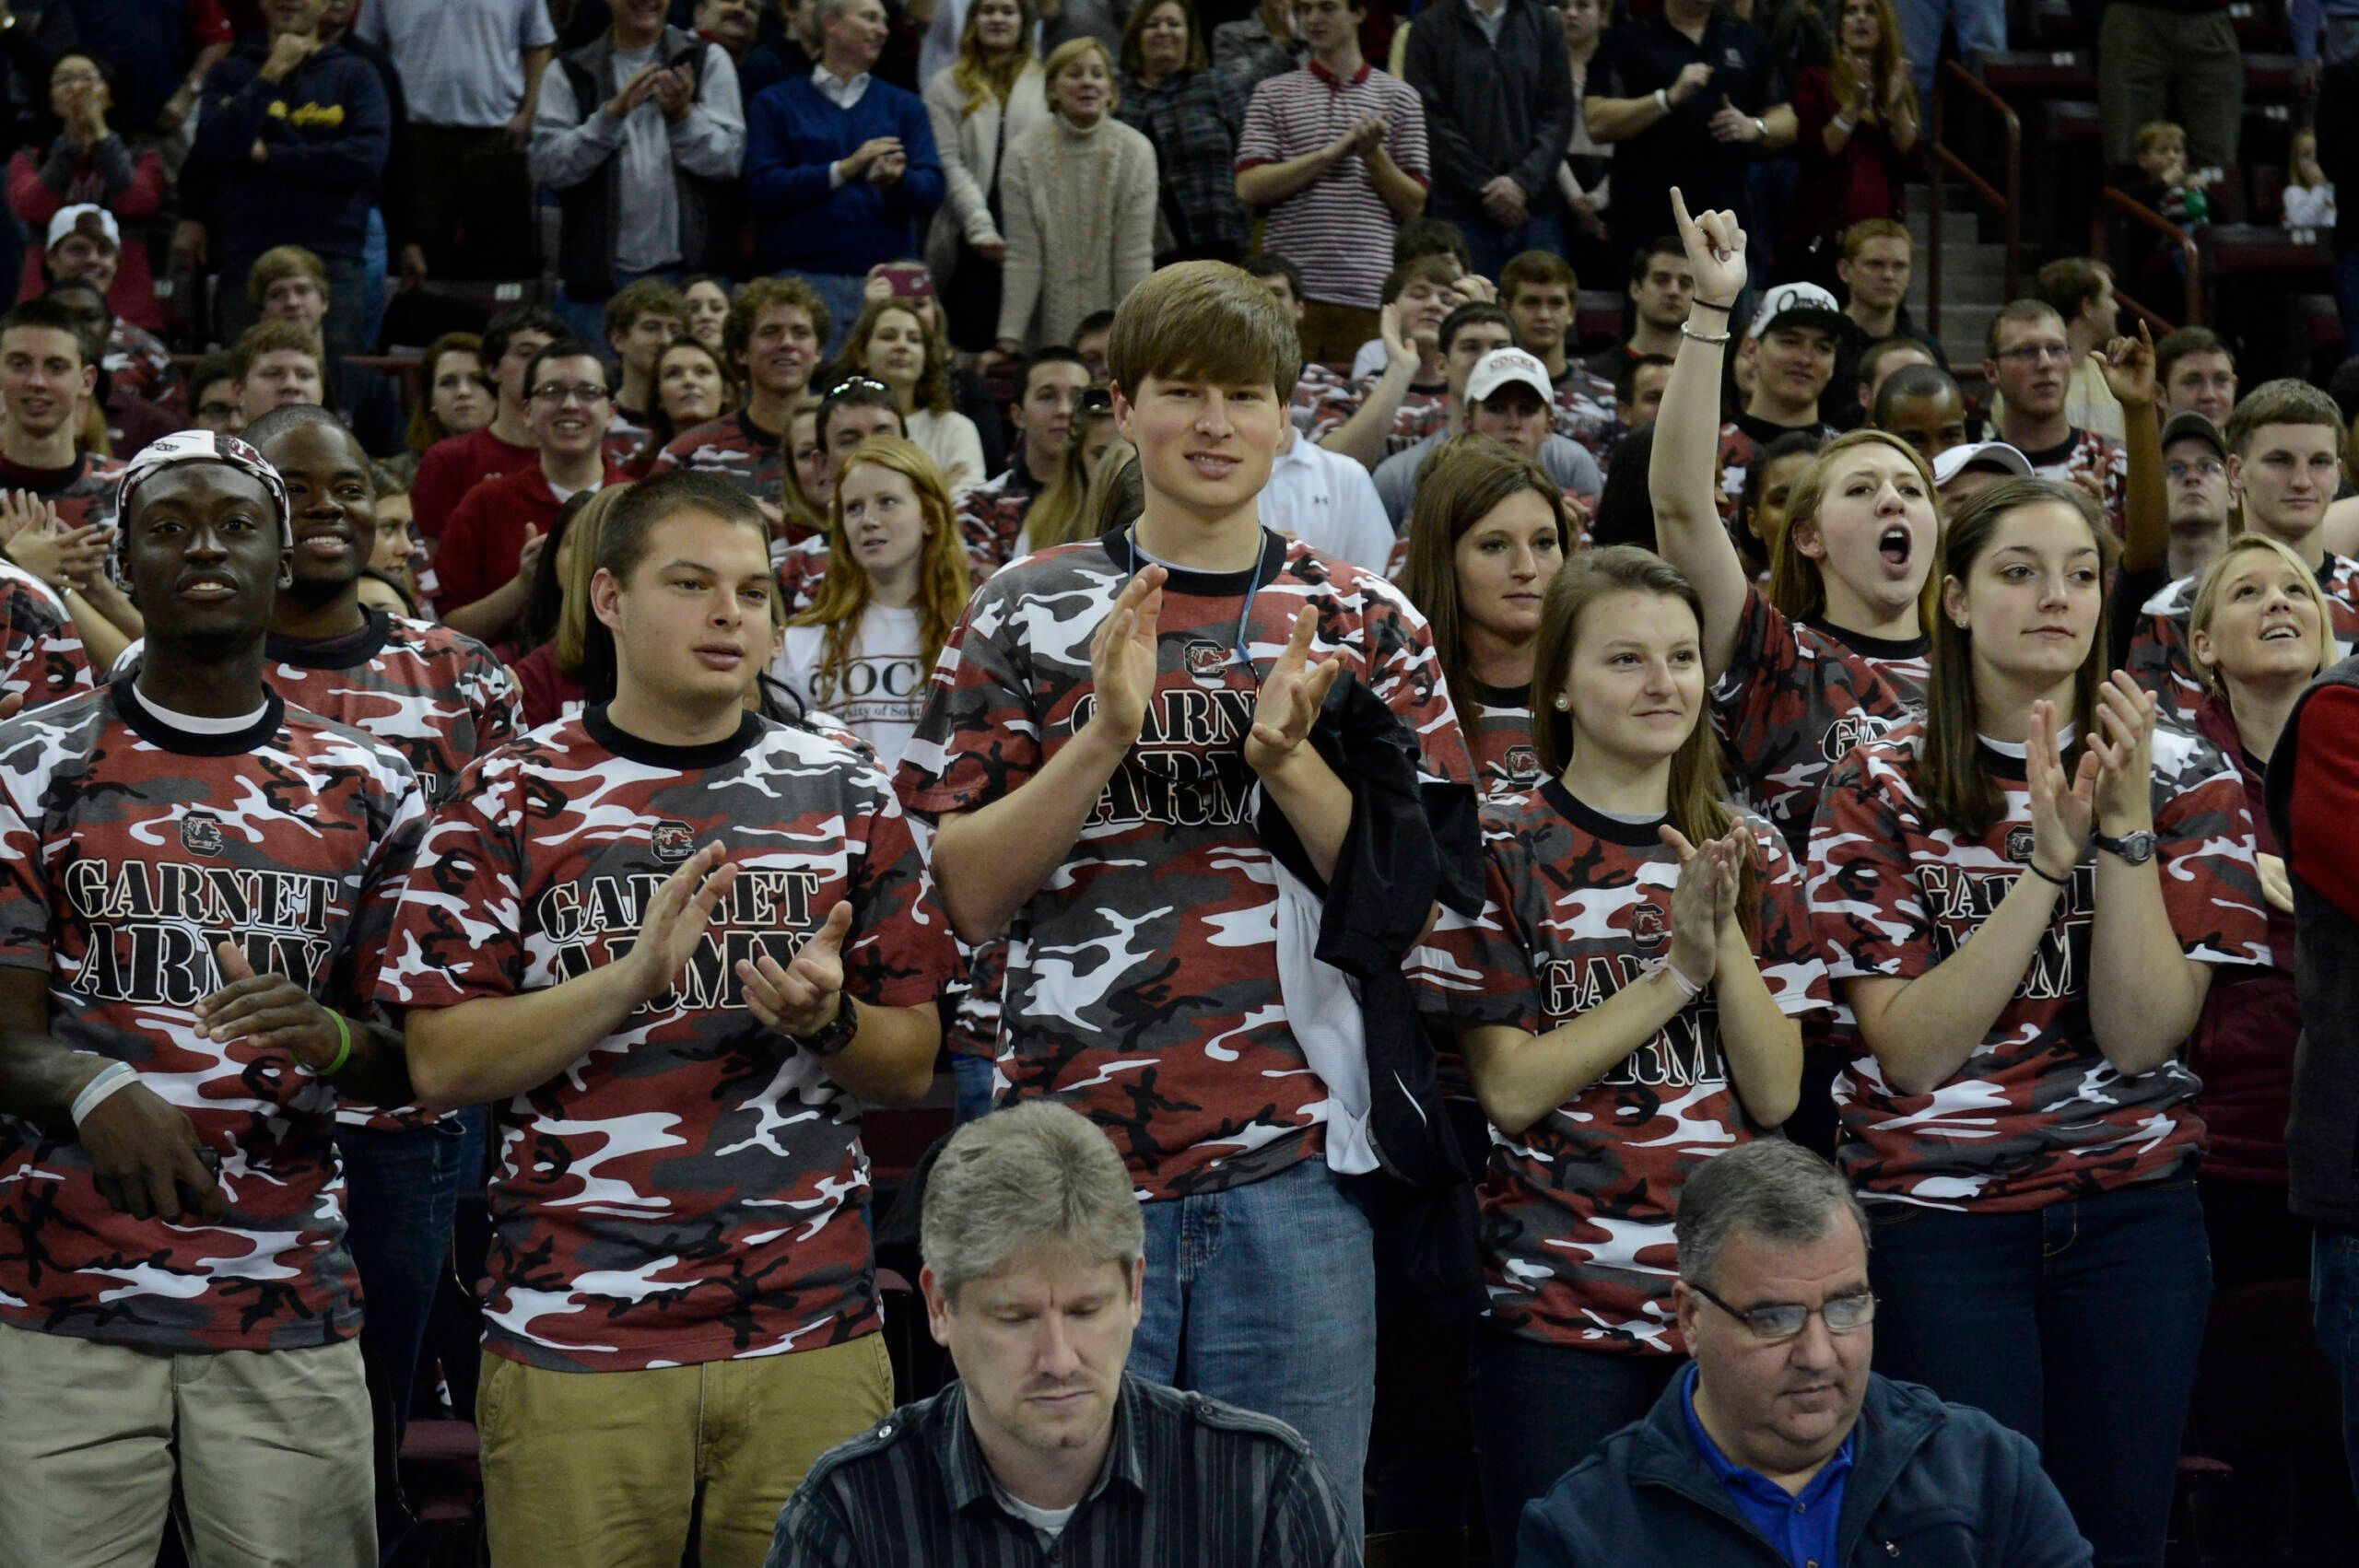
[765,1374,1359,1566]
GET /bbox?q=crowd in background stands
[3,0,2359,1566]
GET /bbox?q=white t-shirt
[358,0,557,129]
[1260,431,1397,573]
[771,604,930,768]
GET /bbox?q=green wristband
[311,1010,354,1078]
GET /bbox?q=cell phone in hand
[879,263,933,300]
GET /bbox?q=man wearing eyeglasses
[1517,1139,2092,1567]
[1984,299,2129,530]
[436,341,624,640]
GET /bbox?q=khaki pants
[2097,5,2244,174]
[1299,300,1381,368]
[478,1334,894,1568]
[0,1322,373,1568]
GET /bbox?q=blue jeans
[1893,0,2008,105]
[1469,1326,1680,1566]
[1129,1156,1377,1542]
[2314,1223,2359,1503]
[1451,212,1567,286]
[1868,1182,2211,1568]
[336,1115,475,1436]
[362,207,388,354]
[951,1054,995,1124]
[783,270,874,361]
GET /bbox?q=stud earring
[1553,695,1570,710]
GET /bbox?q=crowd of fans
[0,1,2356,1567]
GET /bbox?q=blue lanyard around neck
[1121,526,1270,684]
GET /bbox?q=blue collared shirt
[1681,1364,1856,1568]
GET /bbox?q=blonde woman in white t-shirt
[773,436,977,766]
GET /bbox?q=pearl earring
[1554,695,1570,710]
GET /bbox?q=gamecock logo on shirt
[1182,639,1230,688]
[651,821,697,864]
[178,812,224,857]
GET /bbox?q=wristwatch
[2091,829,2157,865]
[795,998,862,1058]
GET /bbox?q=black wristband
[2025,860,2071,887]
[1693,298,1737,313]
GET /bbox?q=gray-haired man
[1516,1141,2093,1567]
[767,1101,1360,1566]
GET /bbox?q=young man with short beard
[0,431,427,1567]
[898,260,1474,1545]
[381,470,952,1566]
[2129,380,2359,718]
[657,275,829,505]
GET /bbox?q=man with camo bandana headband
[0,422,428,1567]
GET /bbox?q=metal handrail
[2093,186,2202,329]
[1927,60,2023,336]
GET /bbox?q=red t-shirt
[411,426,537,543]
[896,529,1473,1198]
[0,684,425,1352]
[1808,720,2271,1210]
[1410,783,1826,1353]
[376,708,955,1373]
[436,464,613,615]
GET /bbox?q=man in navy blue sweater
[182,0,390,359]
[745,0,943,355]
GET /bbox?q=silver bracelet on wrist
[1680,321,1732,345]
[1654,88,1671,112]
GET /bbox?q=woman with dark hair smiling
[1807,474,2271,1565]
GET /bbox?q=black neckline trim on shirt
[1802,617,1928,661]
[265,609,393,671]
[113,680,286,757]
[1099,524,1290,598]
[2015,430,2086,467]
[1470,679,1533,709]
[586,703,764,770]
[1976,743,2030,781]
[1542,777,1672,846]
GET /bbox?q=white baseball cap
[46,205,119,252]
[1466,347,1554,407]
[1931,440,2035,488]
[1748,282,1847,341]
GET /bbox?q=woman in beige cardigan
[992,38,1158,359]
[922,0,1050,354]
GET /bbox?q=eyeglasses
[826,375,894,400]
[1994,343,2074,366]
[2165,458,2224,481]
[1688,1281,1875,1341]
[532,383,612,407]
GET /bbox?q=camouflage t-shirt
[0,683,425,1352]
[1309,379,1451,458]
[2021,427,2129,529]
[0,451,126,534]
[1464,682,1544,802]
[654,411,787,505]
[0,558,90,708]
[375,708,955,1372]
[1553,370,1619,463]
[2126,552,2359,721]
[897,529,1473,1198]
[1806,720,2271,1210]
[1408,783,1826,1352]
[957,464,1043,578]
[1712,587,1926,861]
[1716,416,1838,525]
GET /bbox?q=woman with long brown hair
[1786,0,1919,275]
[924,0,1050,353]
[1396,436,1575,799]
[775,437,974,766]
[1415,544,1821,1557]
[1806,476,2271,1566]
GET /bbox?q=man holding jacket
[1402,0,1573,281]
[182,0,390,358]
